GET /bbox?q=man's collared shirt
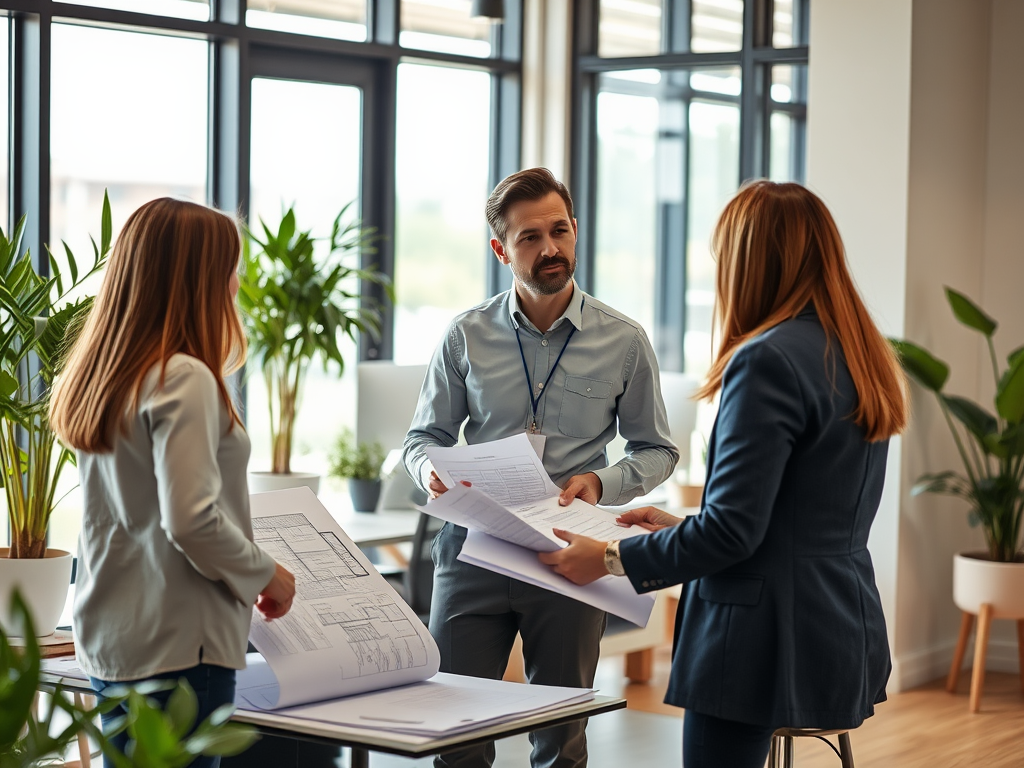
[403,283,679,506]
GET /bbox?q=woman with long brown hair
[540,181,907,767]
[50,198,295,768]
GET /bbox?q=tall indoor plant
[239,203,391,490]
[891,287,1024,563]
[0,197,111,635]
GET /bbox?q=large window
[247,77,363,475]
[393,63,492,365]
[575,0,808,375]
[0,1,522,544]
[47,23,209,554]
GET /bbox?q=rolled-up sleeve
[619,340,805,591]
[594,330,679,506]
[147,364,276,606]
[402,325,470,495]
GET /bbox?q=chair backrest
[404,513,446,621]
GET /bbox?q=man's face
[491,191,578,297]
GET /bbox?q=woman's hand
[537,529,609,586]
[616,506,684,532]
[256,562,296,620]
[428,470,471,499]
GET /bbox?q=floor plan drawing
[249,508,430,678]
[243,490,441,708]
[312,595,428,678]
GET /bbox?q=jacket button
[642,580,650,588]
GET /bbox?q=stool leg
[969,603,993,713]
[783,735,795,768]
[1017,619,1024,696]
[74,692,92,768]
[947,611,974,693]
[838,731,855,768]
[768,735,780,768]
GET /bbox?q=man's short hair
[485,168,575,245]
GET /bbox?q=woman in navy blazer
[541,181,908,768]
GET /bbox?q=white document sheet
[269,671,593,736]
[426,433,561,507]
[458,530,656,627]
[240,488,440,709]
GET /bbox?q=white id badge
[526,432,547,459]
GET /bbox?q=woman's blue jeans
[90,663,237,768]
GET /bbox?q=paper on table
[240,488,440,709]
[458,530,656,627]
[425,434,560,507]
[270,671,594,736]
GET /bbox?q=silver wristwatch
[603,540,625,577]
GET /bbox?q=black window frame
[3,0,524,362]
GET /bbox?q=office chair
[768,727,856,768]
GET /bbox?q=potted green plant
[239,203,391,495]
[1,590,258,767]
[0,197,112,637]
[891,287,1024,704]
[328,428,387,512]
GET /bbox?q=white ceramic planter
[248,471,321,495]
[0,548,74,637]
[952,551,1024,619]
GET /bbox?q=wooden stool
[946,604,1024,712]
[768,728,855,768]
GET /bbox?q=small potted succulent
[328,428,387,513]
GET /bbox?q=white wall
[806,0,914,685]
[809,0,1024,691]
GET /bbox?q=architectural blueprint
[240,488,439,709]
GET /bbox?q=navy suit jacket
[619,308,891,729]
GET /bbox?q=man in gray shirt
[403,167,678,768]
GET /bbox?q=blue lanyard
[515,300,581,433]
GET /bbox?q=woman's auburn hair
[50,197,247,453]
[696,180,907,442]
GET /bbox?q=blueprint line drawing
[249,510,429,679]
[312,595,427,678]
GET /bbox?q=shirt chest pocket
[558,375,614,439]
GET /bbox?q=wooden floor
[594,644,1024,767]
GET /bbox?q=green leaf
[942,395,998,442]
[889,339,949,392]
[995,351,1024,424]
[165,680,199,738]
[186,724,258,757]
[911,471,968,497]
[946,287,997,336]
[101,190,113,256]
[0,369,18,398]
[66,240,79,286]
[1008,345,1024,369]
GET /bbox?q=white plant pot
[952,551,1024,619]
[0,548,74,637]
[248,471,321,495]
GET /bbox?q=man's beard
[514,254,576,295]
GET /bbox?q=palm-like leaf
[0,192,112,558]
